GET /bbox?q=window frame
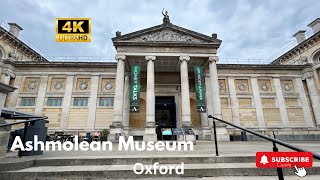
[98,97,114,107]
[47,97,63,106]
[73,97,89,107]
[20,97,36,106]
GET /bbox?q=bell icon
[260,155,269,165]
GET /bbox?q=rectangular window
[73,97,88,106]
[99,98,114,107]
[20,98,36,106]
[47,98,63,106]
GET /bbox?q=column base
[199,128,212,141]
[181,121,192,128]
[143,127,157,142]
[211,126,230,141]
[108,123,123,142]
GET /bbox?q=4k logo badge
[56,18,91,42]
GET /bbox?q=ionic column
[208,56,222,119]
[60,75,75,130]
[87,75,99,130]
[122,74,130,134]
[144,55,157,141]
[304,72,320,126]
[273,77,290,128]
[208,56,229,141]
[109,54,126,141]
[35,75,49,115]
[179,55,192,127]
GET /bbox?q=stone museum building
[1,16,320,141]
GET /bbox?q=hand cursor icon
[294,165,307,177]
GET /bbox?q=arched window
[313,49,320,64]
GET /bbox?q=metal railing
[48,56,115,62]
[218,58,272,64]
[0,20,51,61]
[208,115,320,180]
[0,114,48,157]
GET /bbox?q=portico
[107,16,230,141]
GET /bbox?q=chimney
[8,23,23,37]
[293,30,306,44]
[308,18,320,34]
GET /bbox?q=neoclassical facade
[1,17,320,141]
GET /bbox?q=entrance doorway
[155,96,176,140]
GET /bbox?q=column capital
[302,72,313,80]
[4,70,16,78]
[179,55,190,62]
[145,55,156,61]
[209,56,219,62]
[115,54,126,61]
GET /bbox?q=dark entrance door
[155,96,176,140]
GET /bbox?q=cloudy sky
[0,0,319,62]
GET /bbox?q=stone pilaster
[208,56,229,141]
[295,77,314,127]
[250,77,265,128]
[109,54,126,141]
[34,75,49,115]
[179,55,192,128]
[60,75,75,130]
[227,77,240,126]
[144,55,157,141]
[303,72,320,126]
[273,77,290,128]
[87,75,99,130]
[122,74,130,136]
[5,75,22,108]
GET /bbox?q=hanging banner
[194,66,206,112]
[130,64,141,112]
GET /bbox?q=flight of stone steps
[1,155,320,179]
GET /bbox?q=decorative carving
[27,80,38,90]
[218,79,226,93]
[115,54,126,61]
[209,56,219,63]
[179,55,190,62]
[302,72,313,80]
[283,83,292,92]
[145,55,156,61]
[104,82,113,90]
[219,82,224,91]
[260,83,269,92]
[4,70,16,78]
[54,81,64,90]
[131,29,207,43]
[79,81,88,90]
[237,83,247,91]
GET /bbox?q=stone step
[0,155,257,171]
[2,162,320,179]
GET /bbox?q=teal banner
[130,65,141,112]
[194,66,206,112]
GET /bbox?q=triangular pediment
[112,24,221,46]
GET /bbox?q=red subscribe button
[256,152,312,168]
